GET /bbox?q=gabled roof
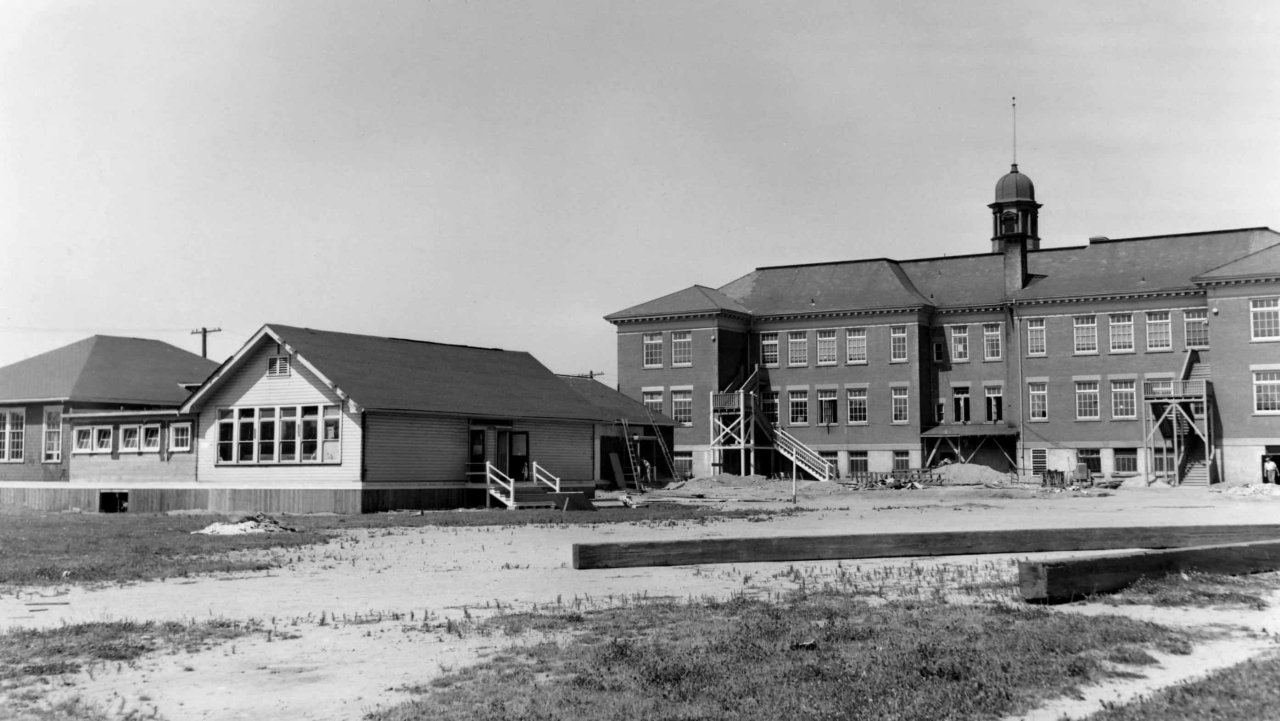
[901,253,1011,308]
[1011,228,1280,302]
[559,375,677,426]
[717,258,932,316]
[0,336,218,405]
[185,325,608,422]
[605,285,751,322]
[1194,239,1280,284]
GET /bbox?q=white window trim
[1183,309,1209,349]
[670,331,693,368]
[267,355,292,377]
[760,333,780,368]
[1251,297,1280,342]
[42,406,62,464]
[1026,317,1047,357]
[1254,370,1280,415]
[787,332,809,368]
[890,386,909,424]
[982,323,1002,361]
[788,389,810,426]
[169,422,194,452]
[1110,380,1137,420]
[91,425,114,454]
[119,424,142,452]
[845,327,868,365]
[0,408,25,463]
[1145,311,1173,352]
[216,404,343,465]
[141,424,162,453]
[670,389,694,426]
[1073,315,1098,355]
[846,387,869,425]
[1108,314,1135,354]
[816,329,839,366]
[949,325,969,363]
[1075,381,1101,421]
[642,333,663,369]
[1028,382,1049,422]
[889,325,909,364]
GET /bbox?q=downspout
[1011,302,1025,474]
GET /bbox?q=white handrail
[486,461,516,508]
[531,461,560,492]
[773,427,834,481]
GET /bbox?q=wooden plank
[571,525,1280,570]
[1020,539,1280,602]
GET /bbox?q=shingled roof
[1194,238,1280,284]
[0,336,218,405]
[559,375,676,426]
[187,325,609,422]
[605,285,750,322]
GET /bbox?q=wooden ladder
[619,418,643,491]
[645,407,679,480]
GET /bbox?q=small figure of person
[641,458,652,486]
[1264,457,1278,485]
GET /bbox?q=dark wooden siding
[364,413,468,482]
[518,420,593,480]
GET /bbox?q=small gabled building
[0,336,216,500]
[177,324,619,513]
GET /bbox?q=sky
[2,1,1278,383]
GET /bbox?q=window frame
[642,333,663,369]
[817,389,838,425]
[846,388,868,424]
[670,331,693,367]
[816,330,838,366]
[1111,379,1137,419]
[1108,313,1134,354]
[641,391,663,416]
[267,355,291,377]
[889,326,908,363]
[1251,298,1280,342]
[761,390,780,426]
[890,386,909,424]
[1075,380,1100,420]
[42,406,62,464]
[983,323,1002,361]
[1073,315,1098,355]
[1113,448,1138,475]
[670,390,693,425]
[169,422,193,453]
[760,332,779,367]
[788,389,809,426]
[1183,309,1209,349]
[1028,382,1048,421]
[1145,311,1172,352]
[985,386,1003,423]
[119,424,142,452]
[216,404,342,465]
[952,387,971,423]
[141,424,162,453]
[845,328,867,364]
[787,332,808,367]
[1254,371,1280,415]
[1026,317,1046,357]
[0,408,25,462]
[949,325,969,363]
[892,450,911,471]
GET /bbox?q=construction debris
[191,513,298,535]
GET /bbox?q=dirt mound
[931,463,1010,486]
[1217,484,1280,498]
[192,513,299,535]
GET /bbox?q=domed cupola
[989,163,1041,252]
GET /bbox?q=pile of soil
[191,513,299,535]
[1217,484,1280,498]
[932,463,1011,486]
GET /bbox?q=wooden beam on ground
[1020,539,1280,603]
[571,525,1280,570]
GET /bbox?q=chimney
[1004,238,1028,295]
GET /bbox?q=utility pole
[191,327,222,359]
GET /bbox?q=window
[818,389,837,425]
[120,425,141,452]
[952,387,971,423]
[846,388,867,424]
[935,399,945,424]
[1029,382,1048,420]
[170,423,192,452]
[789,390,809,425]
[933,342,946,363]
[950,326,969,362]
[1111,380,1137,419]
[142,425,161,452]
[217,405,341,464]
[1031,448,1047,473]
[0,409,24,461]
[94,427,113,453]
[673,452,693,479]
[985,386,1003,423]
[1109,314,1133,353]
[642,391,663,415]
[1145,311,1171,351]
[819,451,839,479]
[760,333,779,367]
[1252,298,1280,341]
[74,427,94,453]
[1114,448,1138,474]
[1026,318,1046,356]
[848,451,868,474]
[267,355,291,377]
[846,328,867,364]
[642,334,663,368]
[1184,309,1209,348]
[817,330,838,366]
[983,323,1001,361]
[1075,381,1100,420]
[671,331,692,367]
[1073,316,1097,354]
[761,391,779,425]
[1255,371,1280,414]
[890,326,908,363]
[788,332,808,366]
[671,391,693,425]
[891,387,909,423]
[892,450,911,471]
[1077,449,1101,475]
[43,408,62,463]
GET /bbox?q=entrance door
[510,432,530,483]
[468,430,486,482]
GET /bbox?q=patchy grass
[0,505,798,588]
[367,592,1194,721]
[1088,652,1280,721]
[1,618,261,720]
[1100,571,1280,611]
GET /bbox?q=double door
[470,428,529,481]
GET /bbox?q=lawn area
[0,505,794,587]
[1085,651,1280,721]
[368,592,1196,721]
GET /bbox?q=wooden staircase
[1181,459,1210,487]
[486,461,563,509]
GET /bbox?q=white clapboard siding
[517,419,593,480]
[195,340,361,486]
[364,413,468,483]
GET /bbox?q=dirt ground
[4,481,1280,720]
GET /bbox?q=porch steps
[1181,460,1210,487]
[489,482,560,510]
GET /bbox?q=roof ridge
[268,324,517,355]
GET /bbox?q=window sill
[1075,418,1102,423]
[642,366,663,370]
[1145,348,1174,354]
[846,361,868,366]
[951,359,970,364]
[890,421,910,425]
[817,362,838,367]
[889,359,909,364]
[1108,349,1135,355]
[1027,353,1047,358]
[216,462,342,467]
[1251,338,1280,343]
[983,358,1002,363]
[1073,351,1099,356]
[847,422,868,426]
[671,363,692,368]
[1110,417,1138,422]
[1027,418,1049,423]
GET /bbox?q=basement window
[99,491,128,513]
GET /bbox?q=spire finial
[1011,96,1018,168]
